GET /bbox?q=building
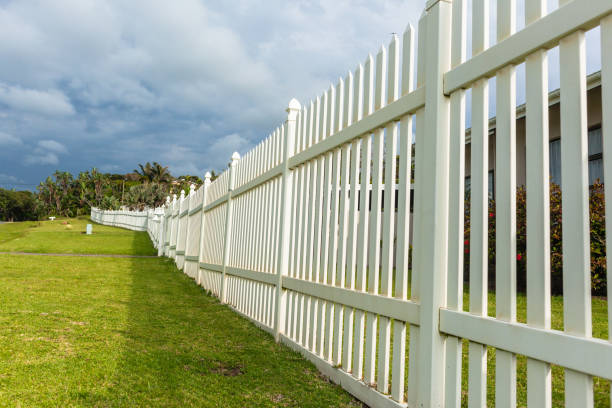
[465,71,603,196]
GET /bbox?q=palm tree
[134,163,154,183]
[150,162,172,183]
[90,168,108,205]
[134,162,172,184]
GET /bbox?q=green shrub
[464,182,606,296]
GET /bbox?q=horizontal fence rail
[92,0,612,406]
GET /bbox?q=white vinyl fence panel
[92,1,612,406]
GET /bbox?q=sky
[0,0,602,190]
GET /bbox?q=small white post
[220,152,241,303]
[274,98,300,341]
[197,172,212,285]
[162,195,171,256]
[169,194,178,258]
[181,184,196,272]
[157,207,164,256]
[174,190,185,262]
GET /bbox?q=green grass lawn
[2,218,608,407]
[0,217,156,255]
[459,290,609,407]
[0,219,361,407]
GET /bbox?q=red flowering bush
[464,182,606,295]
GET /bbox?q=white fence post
[162,196,171,256]
[169,193,178,258]
[220,152,241,303]
[197,172,212,286]
[175,189,186,266]
[158,205,166,257]
[178,184,195,271]
[416,1,452,406]
[273,98,300,341]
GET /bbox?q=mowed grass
[0,217,155,255]
[457,290,610,407]
[373,274,610,406]
[0,220,361,407]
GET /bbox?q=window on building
[588,127,603,184]
[549,127,603,186]
[550,139,562,185]
[465,170,495,199]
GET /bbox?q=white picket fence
[90,208,165,248]
[91,1,612,406]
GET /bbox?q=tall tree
[150,162,172,183]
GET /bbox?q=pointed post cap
[286,98,301,121]
[204,171,212,182]
[231,152,241,165]
[286,98,301,113]
[425,0,446,11]
[189,183,196,195]
[180,189,185,198]
[172,193,177,202]
[166,195,171,205]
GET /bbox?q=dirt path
[0,252,159,258]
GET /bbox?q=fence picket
[559,24,594,407]
[363,45,386,386]
[468,1,490,406]
[378,34,399,395]
[445,0,466,405]
[494,1,517,407]
[601,15,612,407]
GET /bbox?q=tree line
[0,162,217,221]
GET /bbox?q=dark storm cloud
[0,0,601,190]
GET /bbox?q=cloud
[0,131,22,146]
[99,163,122,173]
[38,139,68,154]
[24,152,59,166]
[24,139,68,166]
[0,0,602,190]
[0,173,21,183]
[0,84,75,116]
[208,133,251,165]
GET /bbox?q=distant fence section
[92,1,612,406]
[91,208,164,248]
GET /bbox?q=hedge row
[464,183,607,296]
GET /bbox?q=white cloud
[38,139,68,154]
[24,152,59,166]
[0,0,602,188]
[0,173,21,183]
[0,84,75,116]
[99,163,122,173]
[0,132,22,146]
[207,133,251,167]
[24,139,68,166]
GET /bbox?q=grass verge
[0,217,155,255]
[0,220,361,407]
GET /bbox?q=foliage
[100,195,121,211]
[134,161,173,184]
[590,183,607,294]
[124,183,169,211]
[33,162,204,217]
[0,188,39,221]
[465,182,607,295]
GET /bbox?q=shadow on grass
[101,234,363,408]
